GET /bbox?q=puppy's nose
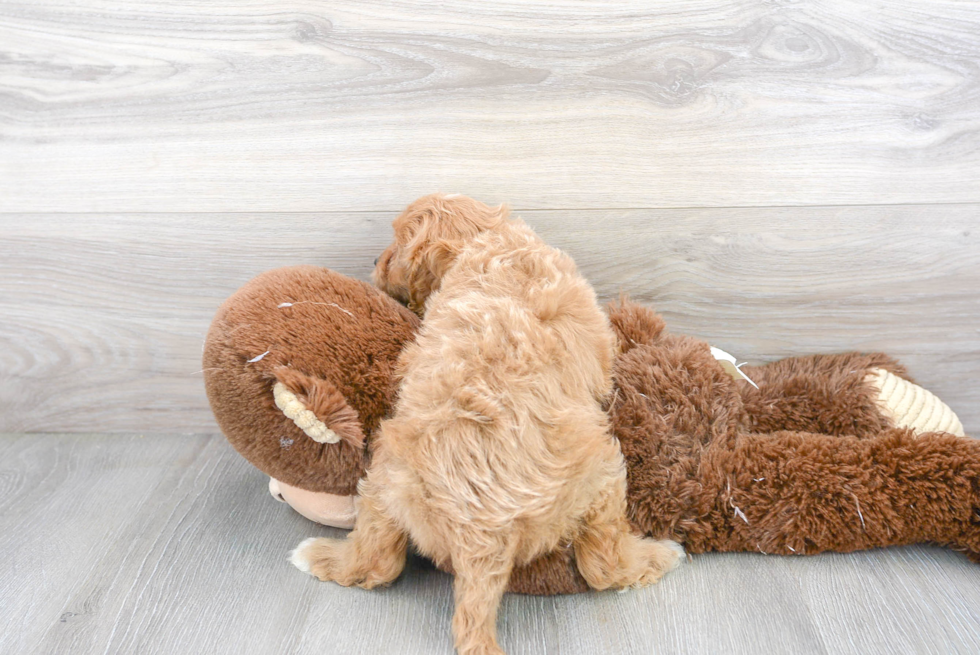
[374,257,379,266]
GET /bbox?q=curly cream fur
[292,194,682,655]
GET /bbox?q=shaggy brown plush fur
[204,264,976,597]
[608,304,980,558]
[738,353,911,438]
[506,300,980,590]
[203,266,419,495]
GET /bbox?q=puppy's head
[372,193,509,314]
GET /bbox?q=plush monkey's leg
[503,547,588,595]
[686,428,980,559]
[736,352,959,438]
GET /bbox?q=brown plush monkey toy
[204,264,974,595]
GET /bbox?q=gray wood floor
[2,1,980,653]
[4,433,980,655]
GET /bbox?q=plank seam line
[0,200,978,216]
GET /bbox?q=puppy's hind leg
[573,473,684,590]
[451,541,516,655]
[290,481,407,589]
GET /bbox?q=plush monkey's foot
[272,382,340,443]
[867,368,965,437]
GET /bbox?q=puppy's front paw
[289,537,322,575]
[289,535,403,589]
[290,536,348,582]
[289,536,378,587]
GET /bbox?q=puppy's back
[386,220,617,538]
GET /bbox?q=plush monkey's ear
[272,368,365,449]
[606,296,667,354]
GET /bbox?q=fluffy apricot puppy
[290,194,683,655]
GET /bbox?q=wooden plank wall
[1,1,978,435]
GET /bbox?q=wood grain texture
[3,433,980,654]
[1,206,977,436]
[1,0,979,212]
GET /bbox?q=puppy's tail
[271,368,365,449]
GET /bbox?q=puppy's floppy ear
[394,193,509,312]
[405,269,436,315]
[404,239,459,314]
[424,238,461,280]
